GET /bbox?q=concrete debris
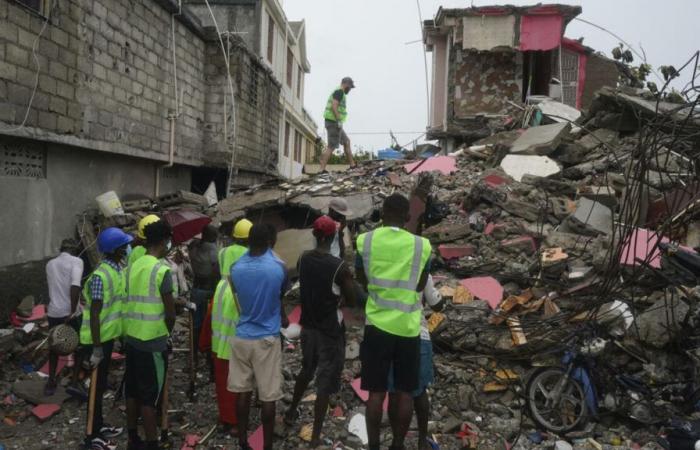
[4,86,700,450]
[509,122,571,155]
[500,154,561,181]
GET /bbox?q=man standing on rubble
[210,218,252,434]
[356,193,432,450]
[80,227,132,450]
[319,77,356,172]
[123,220,176,450]
[284,215,356,446]
[45,238,84,396]
[228,224,289,450]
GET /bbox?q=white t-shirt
[420,275,442,341]
[46,252,84,318]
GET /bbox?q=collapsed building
[422,3,619,151]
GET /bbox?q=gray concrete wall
[0,137,190,268]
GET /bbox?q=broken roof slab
[500,154,561,182]
[509,123,571,155]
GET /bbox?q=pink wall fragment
[519,15,563,51]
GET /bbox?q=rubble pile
[1,84,699,449]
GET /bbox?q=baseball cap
[313,215,338,238]
[342,77,355,88]
[328,197,353,216]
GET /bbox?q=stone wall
[449,48,522,118]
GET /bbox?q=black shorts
[125,344,168,407]
[360,325,420,393]
[300,328,345,395]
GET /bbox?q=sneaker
[283,407,300,426]
[99,424,124,439]
[90,437,117,450]
[43,381,57,397]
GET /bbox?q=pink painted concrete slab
[619,228,695,269]
[20,305,46,322]
[287,305,301,325]
[39,355,69,376]
[460,277,504,309]
[249,425,264,450]
[438,244,476,260]
[404,156,457,176]
[351,378,388,411]
[180,434,200,450]
[31,403,60,421]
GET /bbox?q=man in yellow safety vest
[319,77,356,172]
[80,227,132,450]
[211,218,252,433]
[123,220,176,450]
[356,193,432,450]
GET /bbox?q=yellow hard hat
[137,214,161,239]
[233,219,253,239]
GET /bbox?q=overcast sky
[282,0,699,153]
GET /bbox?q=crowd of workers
[44,192,442,450]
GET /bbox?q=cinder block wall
[0,0,212,163]
[582,54,619,110]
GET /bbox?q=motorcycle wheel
[527,367,589,433]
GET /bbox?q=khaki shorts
[227,335,283,402]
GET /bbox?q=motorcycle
[527,241,700,433]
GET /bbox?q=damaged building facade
[187,0,319,180]
[0,0,316,306]
[423,4,619,151]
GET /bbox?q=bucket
[95,191,124,217]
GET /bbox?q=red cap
[313,215,338,238]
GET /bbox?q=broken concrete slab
[31,403,60,422]
[634,294,689,348]
[500,236,537,255]
[509,123,571,155]
[438,244,476,260]
[500,154,561,182]
[565,197,613,236]
[536,100,582,131]
[423,222,472,243]
[577,185,618,209]
[460,277,504,310]
[13,379,71,405]
[404,156,457,176]
[274,229,316,274]
[289,193,374,222]
[217,188,286,217]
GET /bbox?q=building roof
[433,3,581,26]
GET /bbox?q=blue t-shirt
[231,249,288,339]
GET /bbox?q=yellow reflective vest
[356,227,432,337]
[80,261,124,344]
[123,255,170,341]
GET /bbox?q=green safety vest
[123,254,170,341]
[356,227,432,338]
[211,279,240,360]
[218,244,247,279]
[80,261,124,344]
[211,245,246,359]
[323,87,347,123]
[127,245,146,267]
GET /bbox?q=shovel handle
[86,367,99,437]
